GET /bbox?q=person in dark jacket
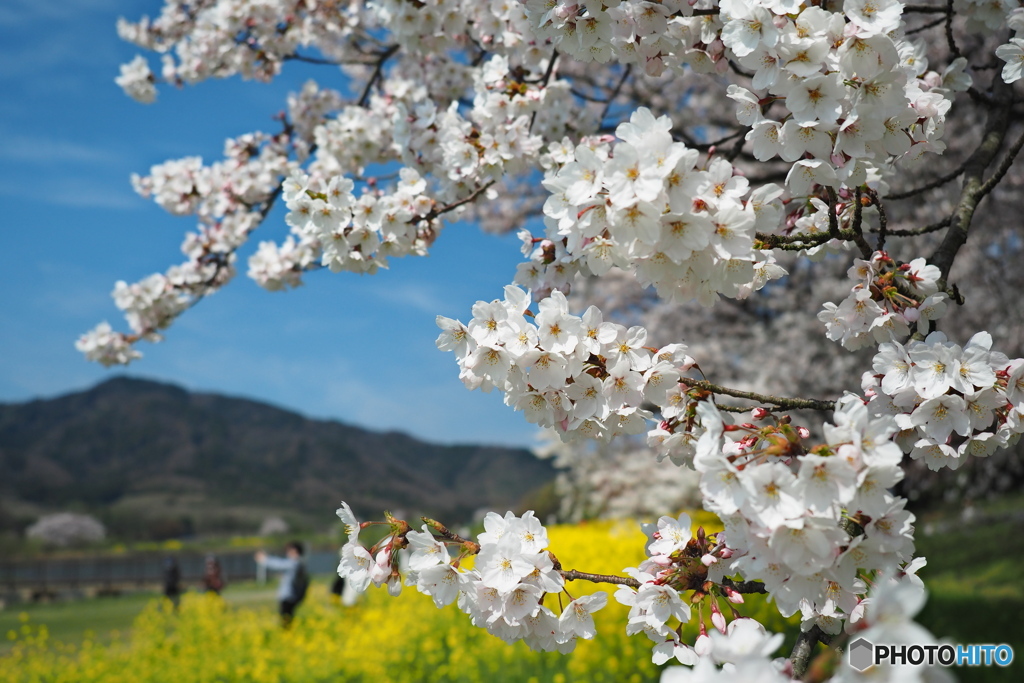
[162,557,182,610]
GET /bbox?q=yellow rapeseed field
[2,518,797,683]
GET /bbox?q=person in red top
[202,555,225,595]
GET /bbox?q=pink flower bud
[711,603,727,633]
[723,587,744,604]
[752,407,769,420]
[796,426,810,439]
[701,553,717,566]
[695,633,712,656]
[649,554,672,566]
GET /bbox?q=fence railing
[0,550,339,597]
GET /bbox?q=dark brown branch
[931,79,1014,285]
[419,181,496,223]
[944,0,961,60]
[906,16,946,34]
[875,215,950,237]
[686,379,836,412]
[885,162,967,200]
[284,53,374,66]
[357,44,399,108]
[824,187,840,240]
[529,50,560,131]
[902,3,950,12]
[875,192,889,251]
[976,124,1024,201]
[790,626,834,678]
[599,65,633,124]
[721,578,767,594]
[848,187,873,258]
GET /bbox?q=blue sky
[0,0,537,447]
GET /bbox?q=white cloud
[366,282,448,316]
[0,135,124,164]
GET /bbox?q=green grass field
[913,513,1024,682]
[0,582,280,655]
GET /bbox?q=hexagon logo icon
[849,638,874,671]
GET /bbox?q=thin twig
[419,181,496,223]
[944,0,961,60]
[357,44,399,108]
[976,125,1024,201]
[885,162,967,200]
[529,50,560,132]
[599,65,633,125]
[903,3,950,13]
[906,16,947,34]
[877,216,951,237]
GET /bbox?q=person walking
[162,557,182,610]
[202,555,225,595]
[255,541,309,628]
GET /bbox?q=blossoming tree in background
[82,0,1024,679]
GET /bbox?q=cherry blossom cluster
[437,285,695,443]
[115,55,156,104]
[115,0,365,86]
[613,513,722,666]
[370,0,536,57]
[335,503,608,653]
[659,569,941,682]
[390,57,549,200]
[694,397,918,636]
[281,167,439,275]
[521,107,787,304]
[659,619,790,683]
[619,396,921,656]
[522,0,970,195]
[78,129,294,363]
[818,252,948,351]
[865,331,1024,471]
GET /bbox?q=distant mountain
[0,378,554,538]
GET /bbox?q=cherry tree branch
[358,44,399,108]
[873,216,950,237]
[932,79,1014,285]
[885,161,967,200]
[599,65,633,125]
[902,3,950,13]
[790,625,834,679]
[721,578,767,594]
[561,569,641,588]
[419,181,496,223]
[686,379,836,412]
